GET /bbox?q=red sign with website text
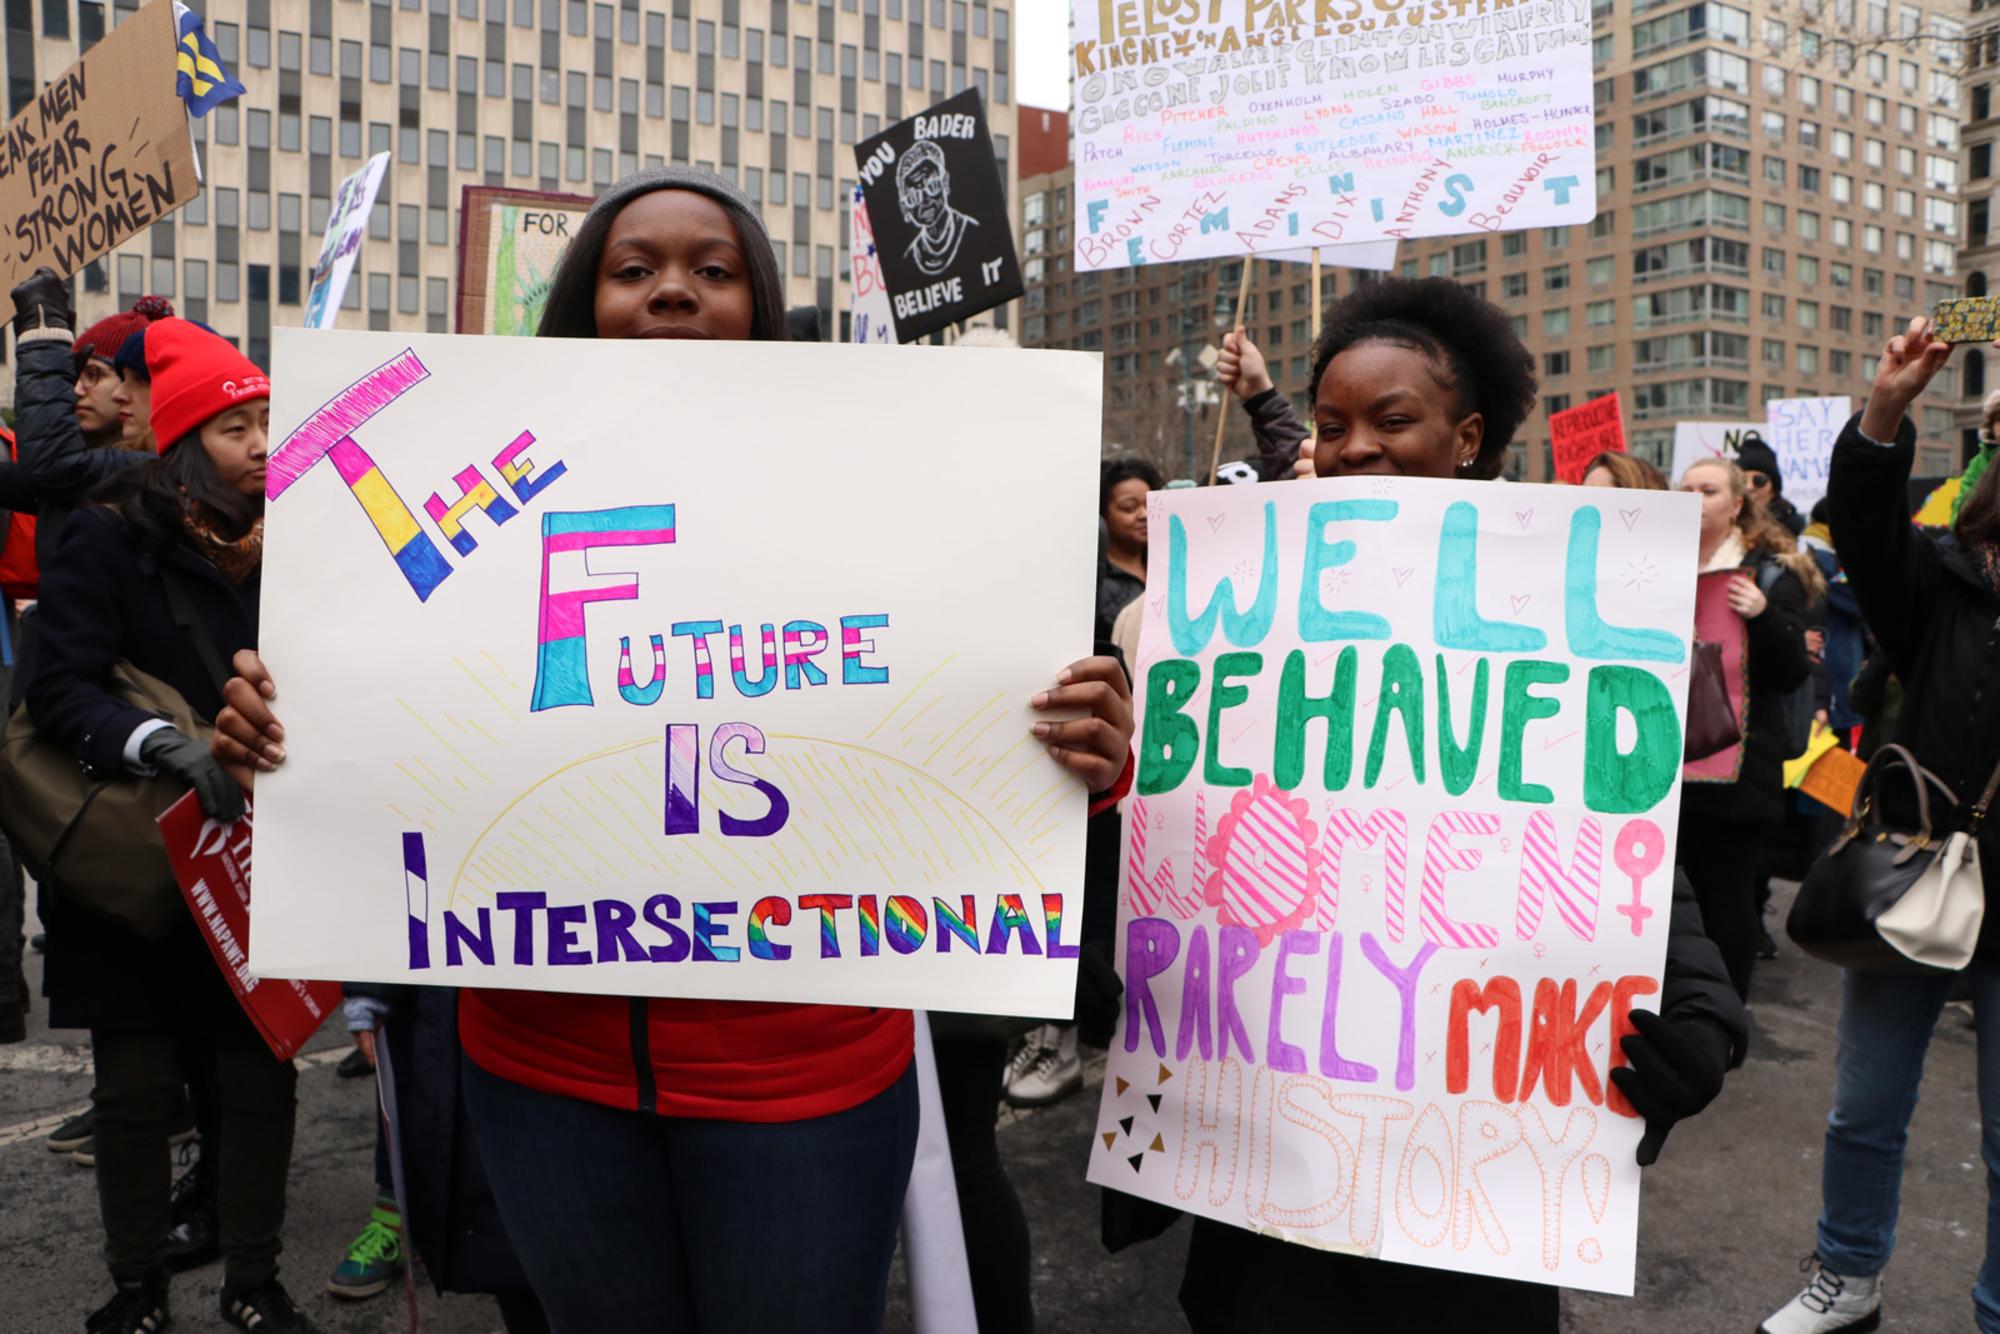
[158,794,340,1061]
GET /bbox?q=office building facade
[1024,0,1972,483]
[2,0,1016,397]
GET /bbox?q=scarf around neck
[181,503,265,584]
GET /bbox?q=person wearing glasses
[1735,432,1807,536]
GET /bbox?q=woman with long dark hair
[1757,317,2000,1334]
[29,320,314,1334]
[210,167,1136,1332]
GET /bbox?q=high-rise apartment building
[2,0,1016,399]
[1025,0,1972,483]
[1954,0,2000,455]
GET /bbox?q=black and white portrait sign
[853,89,1024,342]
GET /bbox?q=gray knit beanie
[584,165,768,237]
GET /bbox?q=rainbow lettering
[748,896,793,960]
[886,895,928,954]
[858,895,882,957]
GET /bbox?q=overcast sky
[1017,0,1068,111]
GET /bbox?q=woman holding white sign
[209,166,1137,1334]
[1155,277,1748,1333]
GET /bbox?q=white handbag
[1877,825,1987,972]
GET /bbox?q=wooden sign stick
[1207,259,1255,486]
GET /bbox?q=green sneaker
[326,1195,403,1300]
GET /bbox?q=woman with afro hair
[1150,278,1749,1333]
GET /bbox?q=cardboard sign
[1766,397,1850,516]
[849,185,898,345]
[1088,478,1699,1295]
[158,793,339,1062]
[1668,421,1762,487]
[1684,570,1749,784]
[1550,392,1626,485]
[454,185,594,336]
[853,89,1023,342]
[304,152,389,330]
[1800,744,1868,817]
[0,0,201,322]
[1069,0,1596,271]
[250,331,1102,1017]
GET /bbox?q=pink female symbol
[1612,818,1666,935]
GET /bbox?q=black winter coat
[27,504,259,1031]
[14,335,149,568]
[1244,387,1311,481]
[1828,412,2000,963]
[1680,547,1813,827]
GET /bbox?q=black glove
[10,267,73,336]
[1610,1010,1732,1167]
[1075,938,1123,1050]
[141,727,246,824]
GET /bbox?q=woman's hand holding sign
[1859,314,1954,442]
[1032,655,1134,793]
[213,648,285,791]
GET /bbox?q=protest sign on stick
[304,152,388,329]
[1668,421,1763,487]
[853,89,1023,342]
[1087,477,1699,1295]
[1550,392,1626,485]
[251,331,1103,1018]
[0,0,201,322]
[454,185,594,336]
[159,794,338,1062]
[1766,397,1850,515]
[1069,0,1596,271]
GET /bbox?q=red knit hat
[71,295,174,366]
[143,319,271,454]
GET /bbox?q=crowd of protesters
[0,165,1993,1334]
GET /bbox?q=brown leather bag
[0,661,212,939]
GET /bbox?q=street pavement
[1,880,1989,1333]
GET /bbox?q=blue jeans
[1817,961,2000,1332]
[461,1054,918,1334]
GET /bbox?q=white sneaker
[1005,1023,1082,1107]
[1003,1024,1050,1093]
[1759,1257,1883,1334]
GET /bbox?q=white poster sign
[304,152,389,330]
[251,330,1102,1017]
[1765,397,1850,515]
[1668,421,1762,487]
[1069,0,1596,271]
[1088,478,1699,1296]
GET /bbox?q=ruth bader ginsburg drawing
[853,88,1023,342]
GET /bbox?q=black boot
[164,1144,218,1273]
